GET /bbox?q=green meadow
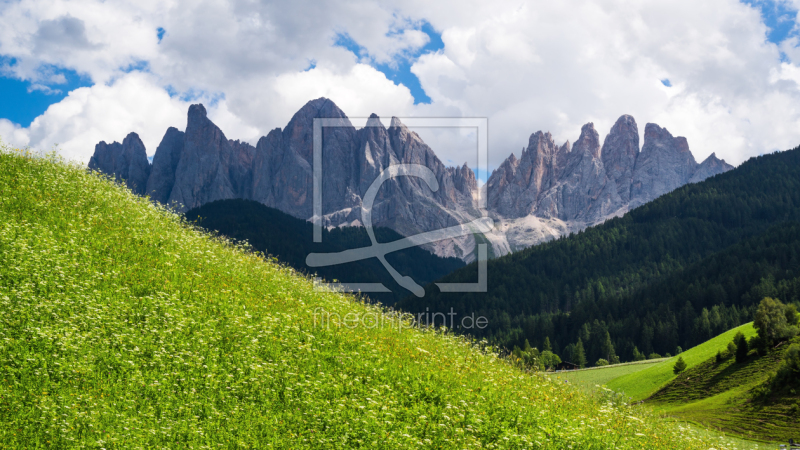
[0,147,755,448]
[607,323,758,401]
[555,360,664,391]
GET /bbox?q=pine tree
[574,338,587,368]
[600,331,616,362]
[673,356,687,374]
[734,331,749,363]
[543,337,552,352]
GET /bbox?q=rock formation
[88,132,150,195]
[88,98,733,260]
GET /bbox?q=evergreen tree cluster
[398,146,800,366]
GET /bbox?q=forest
[398,146,800,366]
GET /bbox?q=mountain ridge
[88,98,732,260]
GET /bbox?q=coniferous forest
[398,147,800,366]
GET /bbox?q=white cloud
[21,72,191,163]
[1,0,800,170]
[0,119,30,149]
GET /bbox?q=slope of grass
[647,337,800,442]
[185,199,465,304]
[607,323,757,401]
[0,149,747,448]
[557,359,664,390]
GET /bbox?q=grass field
[607,323,758,401]
[555,360,664,390]
[0,148,753,448]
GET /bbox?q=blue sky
[334,21,443,104]
[0,63,92,126]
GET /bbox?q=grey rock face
[167,104,256,210]
[145,127,184,204]
[487,116,733,230]
[486,131,566,218]
[88,132,150,195]
[249,100,478,239]
[689,152,734,184]
[90,102,733,260]
[601,115,639,203]
[629,123,698,209]
[487,123,619,225]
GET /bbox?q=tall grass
[0,146,741,448]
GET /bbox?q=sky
[1,0,800,176]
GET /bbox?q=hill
[399,146,800,364]
[606,323,758,400]
[555,322,800,443]
[185,199,464,303]
[0,147,749,448]
[646,336,799,442]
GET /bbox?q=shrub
[596,358,609,366]
[754,297,799,346]
[727,341,737,357]
[787,304,800,326]
[648,352,662,360]
[673,356,687,374]
[716,350,724,363]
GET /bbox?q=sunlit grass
[0,146,745,448]
[607,323,757,401]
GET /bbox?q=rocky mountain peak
[601,114,639,203]
[365,113,385,128]
[88,132,150,195]
[572,122,601,158]
[690,152,735,184]
[188,103,207,125]
[629,123,699,208]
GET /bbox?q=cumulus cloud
[21,72,192,163]
[1,0,800,169]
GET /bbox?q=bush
[749,335,765,355]
[596,358,609,366]
[754,297,799,346]
[716,350,724,363]
[648,352,662,360]
[673,356,687,374]
[787,304,800,326]
[727,341,737,356]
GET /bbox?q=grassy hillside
[647,336,799,442]
[0,148,748,448]
[607,323,757,400]
[557,321,798,443]
[185,199,464,304]
[399,146,800,363]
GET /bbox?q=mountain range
[88,98,732,260]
